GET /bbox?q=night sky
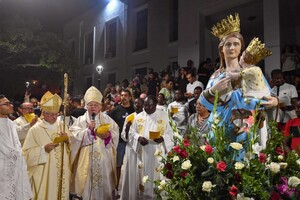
[0,0,99,34]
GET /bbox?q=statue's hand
[260,96,278,109]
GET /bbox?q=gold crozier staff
[58,73,68,200]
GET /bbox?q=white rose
[158,185,163,190]
[237,193,254,200]
[160,180,166,187]
[296,159,300,166]
[157,156,162,162]
[235,162,245,170]
[154,149,162,156]
[142,175,149,183]
[202,134,207,138]
[288,176,300,187]
[269,162,280,173]
[230,142,243,151]
[279,162,288,169]
[200,145,206,151]
[172,156,179,162]
[202,181,213,192]
[252,143,263,155]
[181,160,192,170]
[278,155,283,160]
[156,163,164,172]
[207,157,214,164]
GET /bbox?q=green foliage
[0,15,78,75]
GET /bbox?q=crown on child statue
[211,13,240,40]
[246,37,272,65]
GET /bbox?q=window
[169,0,178,42]
[135,8,148,51]
[84,32,94,65]
[105,19,117,59]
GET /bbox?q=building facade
[63,0,300,95]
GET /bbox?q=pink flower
[259,153,266,163]
[204,145,214,154]
[173,145,182,154]
[216,161,227,172]
[229,185,238,197]
[276,147,284,155]
[183,138,190,147]
[180,149,189,158]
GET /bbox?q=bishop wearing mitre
[22,91,71,200]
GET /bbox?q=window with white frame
[105,18,117,59]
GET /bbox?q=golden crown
[211,13,240,40]
[246,37,272,65]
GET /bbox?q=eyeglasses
[0,102,13,106]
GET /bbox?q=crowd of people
[1,13,300,200]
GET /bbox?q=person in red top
[284,99,300,154]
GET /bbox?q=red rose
[270,191,281,200]
[165,163,172,170]
[183,138,190,147]
[180,171,188,179]
[204,145,214,154]
[229,185,238,197]
[166,171,174,179]
[259,153,266,163]
[275,147,283,155]
[216,161,227,172]
[173,145,182,154]
[180,149,189,158]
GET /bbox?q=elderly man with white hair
[70,86,119,200]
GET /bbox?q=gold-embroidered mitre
[211,13,240,40]
[246,37,272,65]
[84,86,103,105]
[40,91,62,113]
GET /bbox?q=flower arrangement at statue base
[150,97,300,200]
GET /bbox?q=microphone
[91,113,96,120]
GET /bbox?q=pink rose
[275,147,284,155]
[229,185,238,197]
[259,153,266,163]
[180,149,189,158]
[204,145,214,154]
[183,138,190,147]
[173,145,182,154]
[216,161,227,172]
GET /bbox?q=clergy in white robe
[128,95,174,199]
[69,86,119,200]
[0,94,32,200]
[120,98,144,200]
[22,91,71,200]
[14,102,39,145]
